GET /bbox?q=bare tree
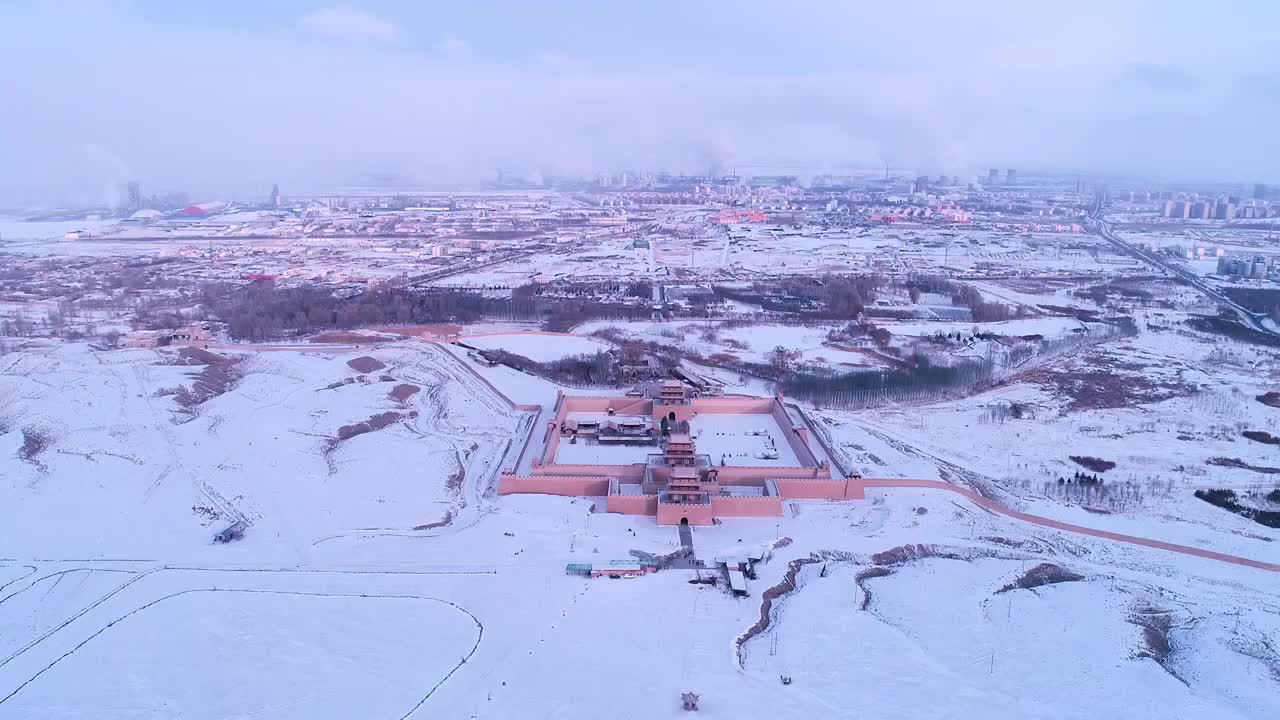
[19,428,52,462]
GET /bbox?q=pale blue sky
[1,1,1277,203]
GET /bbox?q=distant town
[4,169,1279,297]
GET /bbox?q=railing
[647,453,712,469]
[658,491,711,505]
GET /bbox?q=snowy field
[3,483,1274,719]
[432,218,1145,285]
[3,591,480,720]
[554,439,655,465]
[691,413,801,467]
[2,305,1279,718]
[750,554,1278,720]
[564,411,650,425]
[0,342,522,558]
[579,319,870,367]
[465,332,611,361]
[882,315,1086,337]
[578,316,1092,373]
[0,217,120,242]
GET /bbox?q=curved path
[0,588,483,716]
[859,479,1280,573]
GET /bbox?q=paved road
[678,523,694,552]
[1089,210,1279,337]
[668,523,699,570]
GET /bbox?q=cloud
[1124,63,1196,91]
[435,36,471,59]
[298,7,400,42]
[534,52,590,73]
[3,1,1280,204]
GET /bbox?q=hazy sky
[1,0,1277,204]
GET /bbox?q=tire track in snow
[0,569,151,671]
[0,568,129,608]
[0,588,483,718]
[0,566,37,595]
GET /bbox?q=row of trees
[901,275,1025,322]
[989,319,1136,379]
[781,355,995,408]
[527,279,653,300]
[0,311,114,343]
[541,300,654,332]
[200,283,537,341]
[826,320,892,348]
[162,270,1076,344]
[197,281,660,342]
[1043,477,1160,511]
[1187,315,1280,349]
[981,401,1035,424]
[942,281,1024,322]
[774,322,1128,410]
[779,318,1131,411]
[480,348,613,386]
[711,274,886,320]
[1195,488,1280,529]
[1220,286,1280,315]
[586,314,1132,412]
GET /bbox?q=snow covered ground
[1,324,1278,719]
[0,217,120,242]
[579,319,873,367]
[426,219,1142,286]
[0,342,522,559]
[2,481,1274,719]
[3,590,480,720]
[465,332,611,361]
[882,315,1086,337]
[691,413,801,467]
[832,308,1280,561]
[751,553,1277,720]
[554,439,654,465]
[579,316,1093,373]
